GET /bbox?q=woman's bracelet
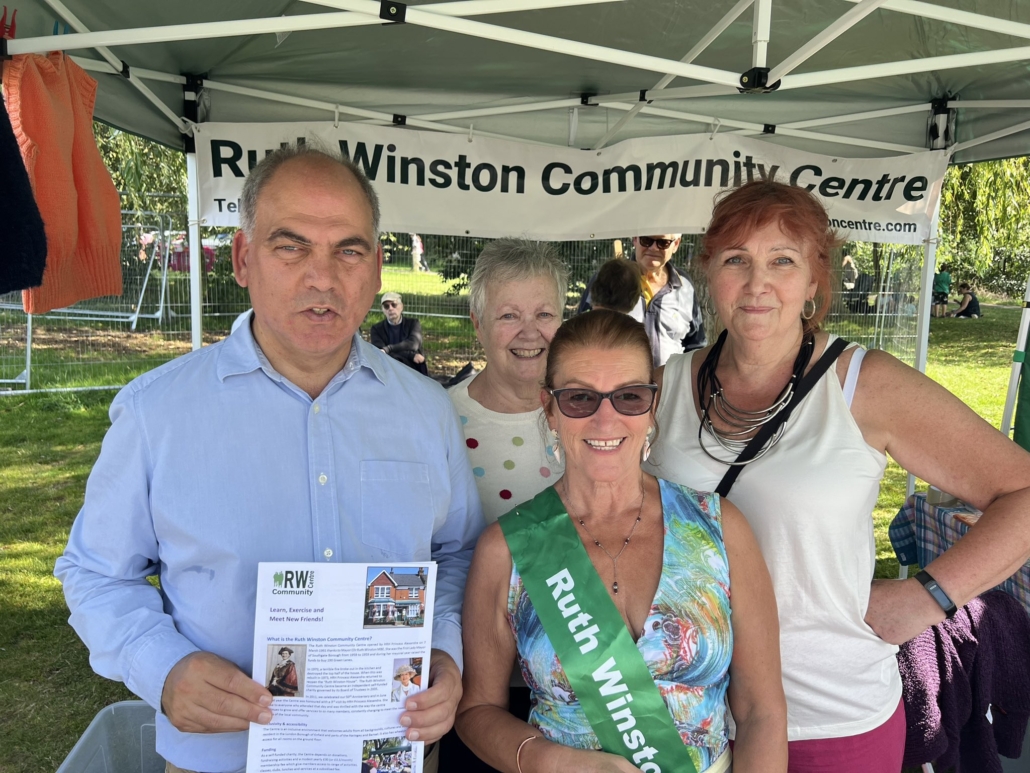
[516,735,539,773]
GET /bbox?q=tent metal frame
[11,0,1030,382]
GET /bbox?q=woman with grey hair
[449,237,569,525]
[444,237,569,770]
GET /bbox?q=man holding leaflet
[55,146,483,773]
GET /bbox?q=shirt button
[324,548,333,558]
[313,404,320,414]
[318,473,328,485]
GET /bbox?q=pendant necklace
[563,481,645,595]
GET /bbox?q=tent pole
[17,0,623,56]
[950,99,1030,109]
[766,0,889,83]
[599,101,924,153]
[39,0,186,132]
[187,152,203,352]
[1000,277,1030,435]
[184,77,204,352]
[907,199,940,497]
[751,0,771,67]
[949,118,1030,156]
[840,0,1030,40]
[593,0,754,150]
[200,79,564,147]
[780,46,1030,91]
[326,0,743,87]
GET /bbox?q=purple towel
[899,590,1030,772]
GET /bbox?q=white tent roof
[6,0,1030,162]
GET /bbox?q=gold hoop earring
[801,298,816,320]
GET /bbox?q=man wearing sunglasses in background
[577,234,706,366]
[369,291,429,376]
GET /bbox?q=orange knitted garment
[3,53,122,314]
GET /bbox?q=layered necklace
[562,480,645,595]
[697,329,815,465]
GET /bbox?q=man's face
[232,157,382,375]
[634,234,681,272]
[382,298,403,324]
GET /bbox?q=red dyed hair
[700,181,842,332]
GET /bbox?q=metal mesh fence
[0,217,925,393]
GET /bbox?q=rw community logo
[272,569,316,596]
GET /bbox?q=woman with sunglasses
[456,310,786,773]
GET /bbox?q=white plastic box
[56,701,163,773]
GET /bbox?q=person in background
[841,254,858,291]
[456,310,786,773]
[948,282,981,319]
[412,233,430,272]
[370,291,428,375]
[932,263,952,317]
[589,258,641,314]
[579,234,705,366]
[647,180,1030,772]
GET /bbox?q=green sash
[499,486,698,773]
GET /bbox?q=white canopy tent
[4,0,1030,372]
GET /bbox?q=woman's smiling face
[473,274,562,388]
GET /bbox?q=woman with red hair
[644,180,1030,771]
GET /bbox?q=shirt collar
[665,263,683,289]
[630,259,684,290]
[216,310,387,389]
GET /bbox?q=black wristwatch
[915,570,957,618]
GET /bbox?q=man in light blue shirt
[55,146,483,773]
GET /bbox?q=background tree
[938,157,1030,296]
[93,121,186,215]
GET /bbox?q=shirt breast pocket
[360,461,435,559]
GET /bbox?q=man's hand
[399,649,461,744]
[161,651,273,733]
[414,353,425,365]
[865,578,946,645]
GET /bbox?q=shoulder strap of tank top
[716,336,850,498]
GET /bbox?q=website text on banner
[196,122,948,245]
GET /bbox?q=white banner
[195,122,948,245]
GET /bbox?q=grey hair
[239,143,381,238]
[468,238,569,319]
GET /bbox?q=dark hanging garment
[0,85,46,295]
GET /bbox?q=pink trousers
[787,699,906,773]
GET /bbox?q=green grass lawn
[0,305,1021,773]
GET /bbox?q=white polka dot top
[448,373,564,525]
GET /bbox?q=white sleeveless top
[644,338,901,741]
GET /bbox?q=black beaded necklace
[696,329,815,465]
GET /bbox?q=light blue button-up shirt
[55,316,483,772]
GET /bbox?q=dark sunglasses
[638,236,675,250]
[381,301,399,308]
[549,384,658,419]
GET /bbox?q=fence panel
[0,225,925,393]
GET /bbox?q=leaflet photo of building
[364,566,428,629]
